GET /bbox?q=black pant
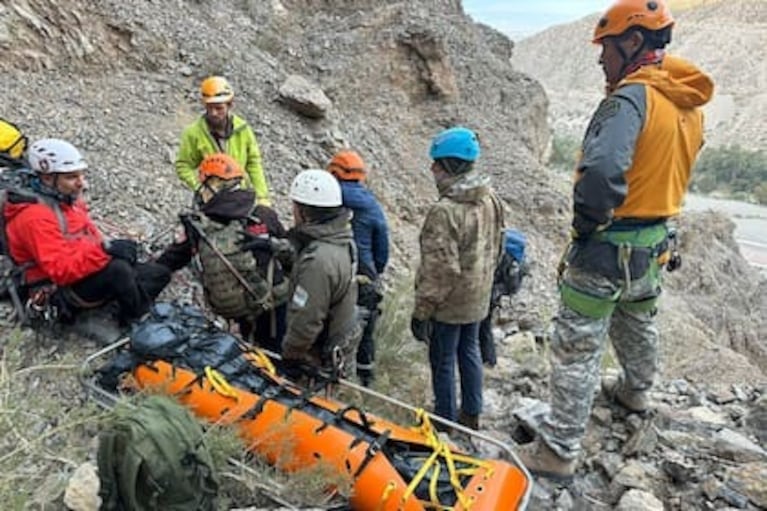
[155,238,193,272]
[66,259,171,324]
[478,304,496,367]
[240,303,287,354]
[356,281,382,380]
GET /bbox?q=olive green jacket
[282,212,358,365]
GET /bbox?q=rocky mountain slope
[1,0,765,509]
[512,0,767,151]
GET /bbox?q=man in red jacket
[3,138,170,325]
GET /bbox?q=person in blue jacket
[327,150,389,386]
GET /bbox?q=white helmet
[28,138,88,174]
[290,169,342,207]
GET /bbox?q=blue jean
[428,320,483,421]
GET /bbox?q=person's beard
[206,113,228,133]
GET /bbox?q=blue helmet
[429,127,480,162]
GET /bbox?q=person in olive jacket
[280,169,361,380]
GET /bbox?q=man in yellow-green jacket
[175,76,271,205]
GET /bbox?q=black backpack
[0,168,68,322]
[491,228,529,304]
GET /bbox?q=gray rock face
[1,1,766,510]
[714,428,767,463]
[745,394,767,444]
[615,489,664,511]
[278,74,332,119]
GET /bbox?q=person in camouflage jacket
[411,127,504,430]
[158,154,289,353]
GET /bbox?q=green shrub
[692,145,767,203]
[549,135,581,172]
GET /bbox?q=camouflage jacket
[282,211,358,366]
[414,171,504,324]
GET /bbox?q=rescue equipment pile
[91,302,531,510]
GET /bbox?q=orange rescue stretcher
[81,337,532,510]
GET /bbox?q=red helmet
[593,0,674,43]
[327,150,366,182]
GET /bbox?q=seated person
[0,118,29,172]
[158,153,289,353]
[3,138,170,326]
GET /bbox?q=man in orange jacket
[518,0,714,481]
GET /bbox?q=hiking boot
[458,410,480,430]
[602,375,649,413]
[357,368,374,388]
[516,439,576,482]
[433,419,453,436]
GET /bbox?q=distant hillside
[512,0,767,151]
[668,0,725,10]
[666,0,726,12]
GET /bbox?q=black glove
[104,239,138,265]
[358,280,384,309]
[254,205,287,237]
[572,207,612,239]
[238,231,273,253]
[279,358,305,380]
[410,317,432,343]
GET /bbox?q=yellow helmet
[0,118,27,159]
[200,76,234,104]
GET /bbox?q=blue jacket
[339,181,389,278]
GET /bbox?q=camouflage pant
[539,259,661,460]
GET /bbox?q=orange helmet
[198,153,243,183]
[200,76,234,104]
[327,150,366,182]
[593,0,674,43]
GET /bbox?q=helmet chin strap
[32,175,77,205]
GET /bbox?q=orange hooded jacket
[574,54,714,223]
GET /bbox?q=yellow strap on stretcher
[398,409,494,510]
[204,366,239,401]
[244,349,277,375]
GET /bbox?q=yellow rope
[429,461,441,506]
[400,409,497,510]
[204,366,239,401]
[244,348,276,375]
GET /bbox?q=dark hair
[637,25,672,49]
[435,157,474,175]
[298,204,344,223]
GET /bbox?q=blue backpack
[493,229,528,301]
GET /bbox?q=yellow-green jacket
[175,114,270,204]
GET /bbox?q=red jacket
[4,197,111,286]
